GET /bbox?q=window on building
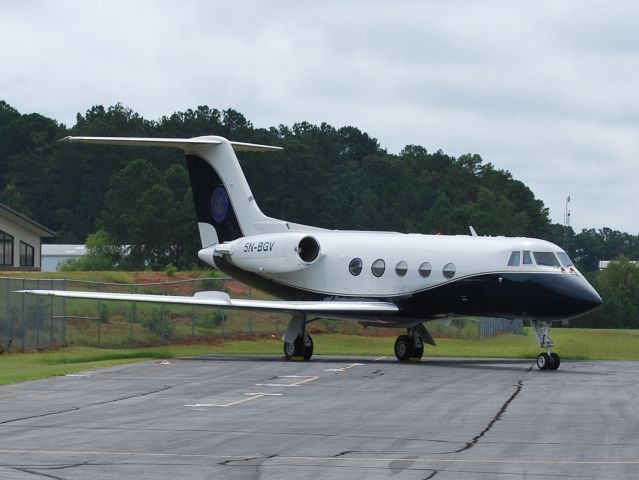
[507,251,520,266]
[20,241,34,267]
[371,259,385,277]
[349,258,363,276]
[0,230,13,266]
[395,261,408,276]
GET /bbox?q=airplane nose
[566,275,602,314]
[526,273,602,318]
[580,278,603,309]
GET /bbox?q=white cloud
[1,0,637,233]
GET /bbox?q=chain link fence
[0,276,522,352]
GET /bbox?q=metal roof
[0,203,55,238]
[41,244,87,257]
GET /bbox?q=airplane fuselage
[199,231,602,324]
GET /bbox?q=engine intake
[297,236,320,263]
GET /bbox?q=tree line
[1,100,638,327]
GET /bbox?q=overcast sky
[1,1,637,233]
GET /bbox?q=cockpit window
[556,252,574,267]
[507,251,520,266]
[533,252,561,267]
[522,251,532,265]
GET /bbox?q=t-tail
[62,135,300,247]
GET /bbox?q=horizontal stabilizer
[61,136,283,152]
[16,290,399,317]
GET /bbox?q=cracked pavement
[1,356,638,479]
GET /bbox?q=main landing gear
[282,313,314,361]
[532,320,560,371]
[283,332,314,361]
[394,327,428,361]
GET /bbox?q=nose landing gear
[532,320,560,371]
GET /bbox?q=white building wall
[41,245,87,272]
[0,215,42,269]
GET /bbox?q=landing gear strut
[394,328,424,361]
[282,313,313,361]
[532,320,560,371]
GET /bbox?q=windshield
[556,251,574,267]
[533,251,561,267]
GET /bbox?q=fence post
[248,287,253,336]
[191,279,196,340]
[161,309,166,343]
[62,279,67,346]
[49,294,53,348]
[129,285,135,342]
[4,278,9,349]
[97,284,101,347]
[21,278,25,351]
[161,284,166,343]
[35,279,41,350]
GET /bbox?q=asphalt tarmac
[1,355,638,479]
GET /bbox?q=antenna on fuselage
[469,226,478,237]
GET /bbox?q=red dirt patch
[132,272,202,284]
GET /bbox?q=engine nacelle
[216,233,322,274]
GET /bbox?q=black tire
[536,352,552,370]
[394,335,411,361]
[283,335,305,359]
[303,334,314,361]
[410,336,424,360]
[549,353,560,370]
[283,341,296,359]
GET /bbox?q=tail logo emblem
[210,186,229,224]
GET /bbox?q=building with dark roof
[0,203,55,271]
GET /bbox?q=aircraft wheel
[549,353,560,370]
[283,341,296,359]
[303,334,314,361]
[411,340,424,361]
[284,336,304,359]
[394,335,411,361]
[536,352,552,370]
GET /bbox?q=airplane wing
[16,289,399,318]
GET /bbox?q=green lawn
[1,327,638,386]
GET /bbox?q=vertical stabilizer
[61,135,290,248]
[183,136,288,247]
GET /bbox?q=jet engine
[215,233,322,274]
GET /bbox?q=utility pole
[563,196,571,252]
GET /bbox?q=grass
[1,327,639,386]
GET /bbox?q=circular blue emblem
[210,186,229,224]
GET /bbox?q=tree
[99,160,198,269]
[578,256,639,328]
[61,229,123,271]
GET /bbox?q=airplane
[19,135,602,370]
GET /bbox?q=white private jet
[19,135,602,370]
